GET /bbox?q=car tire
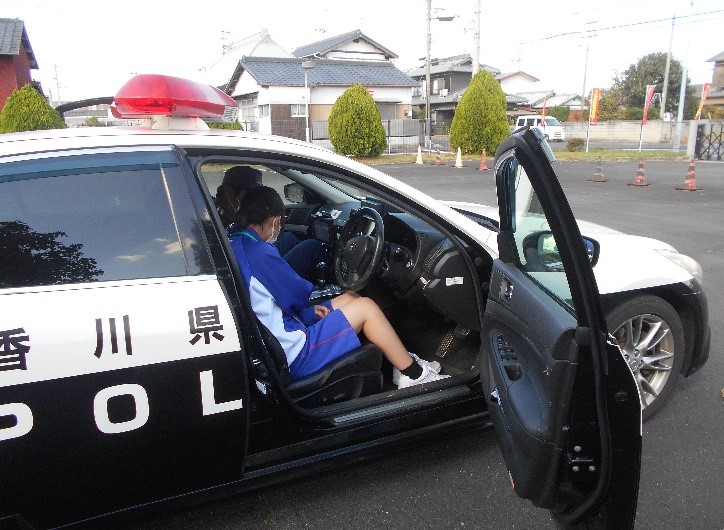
[606,295,684,421]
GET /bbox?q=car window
[544,117,561,126]
[0,148,203,288]
[503,154,574,311]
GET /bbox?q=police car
[0,74,647,528]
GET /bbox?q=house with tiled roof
[705,51,724,109]
[0,18,40,111]
[223,30,418,141]
[406,54,500,127]
[292,29,397,61]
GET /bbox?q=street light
[425,0,456,151]
[302,60,316,143]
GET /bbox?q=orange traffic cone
[434,149,442,166]
[628,159,651,187]
[676,158,701,191]
[454,147,464,168]
[478,149,489,171]
[588,156,608,182]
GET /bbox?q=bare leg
[336,296,414,370]
[330,292,359,309]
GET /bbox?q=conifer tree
[0,84,66,133]
[329,84,387,157]
[449,70,508,154]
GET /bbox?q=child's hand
[314,305,330,319]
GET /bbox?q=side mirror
[522,231,600,271]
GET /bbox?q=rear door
[0,147,250,527]
[481,129,642,528]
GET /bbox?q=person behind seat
[229,185,448,388]
[219,165,326,283]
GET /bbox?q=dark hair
[234,185,284,227]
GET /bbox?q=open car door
[481,129,642,528]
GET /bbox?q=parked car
[0,75,642,528]
[443,202,709,421]
[515,114,566,141]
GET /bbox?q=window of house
[291,104,306,117]
[258,104,270,117]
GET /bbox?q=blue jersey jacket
[229,227,317,367]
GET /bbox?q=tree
[0,83,67,133]
[0,221,102,287]
[449,70,508,155]
[547,106,569,122]
[328,84,387,157]
[611,52,690,118]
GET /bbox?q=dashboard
[313,201,482,331]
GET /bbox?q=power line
[520,9,724,45]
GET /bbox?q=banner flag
[695,83,712,120]
[540,95,547,128]
[642,84,656,125]
[589,88,601,124]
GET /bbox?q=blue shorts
[289,307,361,380]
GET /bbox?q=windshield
[544,117,561,126]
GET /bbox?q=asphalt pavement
[135,159,724,529]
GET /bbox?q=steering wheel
[334,207,385,292]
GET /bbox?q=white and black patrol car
[0,74,681,528]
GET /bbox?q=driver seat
[258,323,384,408]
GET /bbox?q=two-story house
[221,29,418,142]
[0,18,40,111]
[705,51,724,110]
[406,54,500,129]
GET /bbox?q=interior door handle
[499,276,514,302]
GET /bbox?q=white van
[515,115,566,142]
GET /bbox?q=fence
[695,121,724,161]
[561,120,691,150]
[310,119,439,155]
[250,118,711,156]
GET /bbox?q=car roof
[0,126,496,254]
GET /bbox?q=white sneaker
[392,353,441,385]
[397,363,450,389]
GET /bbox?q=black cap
[222,166,262,192]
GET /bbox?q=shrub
[567,138,585,152]
[329,84,387,157]
[208,120,243,130]
[547,106,569,122]
[0,84,66,133]
[449,70,508,154]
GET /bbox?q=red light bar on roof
[110,74,239,123]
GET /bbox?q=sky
[3,0,723,102]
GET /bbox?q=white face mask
[267,217,280,245]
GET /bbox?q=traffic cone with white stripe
[588,156,607,182]
[416,145,423,165]
[478,148,489,171]
[676,158,701,191]
[454,147,464,168]
[628,158,651,187]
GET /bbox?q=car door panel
[485,129,641,527]
[483,264,578,507]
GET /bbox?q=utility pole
[674,0,693,152]
[472,0,480,77]
[581,41,590,107]
[660,15,675,142]
[425,0,432,150]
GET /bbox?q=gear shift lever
[315,261,329,288]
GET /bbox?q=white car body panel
[444,201,693,295]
